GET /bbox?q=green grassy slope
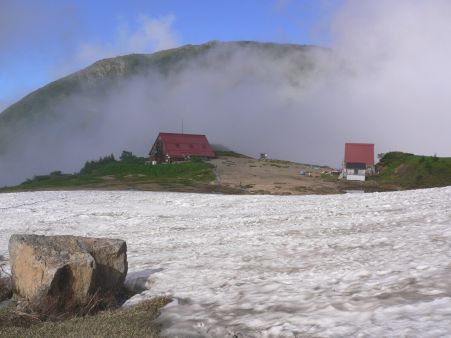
[371,152,451,189]
[0,153,216,192]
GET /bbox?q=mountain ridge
[0,41,331,186]
[1,41,325,120]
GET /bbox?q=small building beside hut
[149,132,215,163]
[342,143,375,181]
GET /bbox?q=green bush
[80,154,116,175]
[120,151,136,161]
[119,151,146,164]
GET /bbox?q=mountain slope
[0,43,214,152]
[0,41,332,186]
[0,41,322,133]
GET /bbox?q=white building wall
[345,168,366,176]
[341,163,375,181]
[346,174,366,181]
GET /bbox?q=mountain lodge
[148,132,215,163]
[342,143,375,181]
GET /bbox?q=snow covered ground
[1,188,451,337]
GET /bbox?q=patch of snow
[1,187,451,337]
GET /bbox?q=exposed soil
[210,156,342,195]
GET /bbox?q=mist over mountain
[2,25,451,186]
[0,41,342,186]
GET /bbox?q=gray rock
[8,234,127,305]
[0,275,12,302]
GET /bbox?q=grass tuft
[0,297,170,338]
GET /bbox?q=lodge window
[176,143,180,148]
[189,144,194,149]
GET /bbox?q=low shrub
[80,154,116,175]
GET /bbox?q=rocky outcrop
[8,235,127,304]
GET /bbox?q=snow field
[1,188,451,337]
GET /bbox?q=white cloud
[127,15,178,52]
[323,0,451,155]
[54,14,179,77]
[76,15,179,65]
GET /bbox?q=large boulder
[8,235,127,304]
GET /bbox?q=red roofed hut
[149,132,215,163]
[343,143,375,181]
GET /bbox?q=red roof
[344,143,374,165]
[159,133,215,158]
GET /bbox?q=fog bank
[1,1,451,186]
